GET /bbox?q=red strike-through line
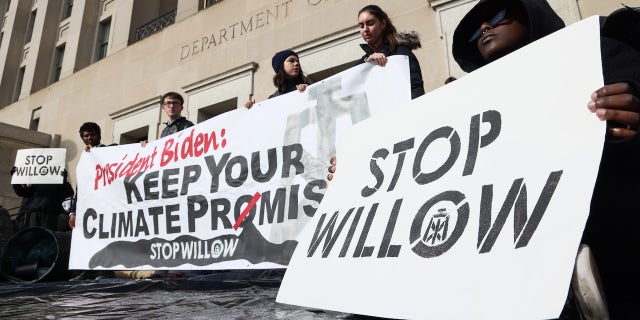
[233,192,261,230]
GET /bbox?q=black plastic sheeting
[0,270,368,320]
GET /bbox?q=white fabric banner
[12,148,66,184]
[69,56,411,270]
[278,17,604,319]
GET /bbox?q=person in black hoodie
[452,1,640,318]
[245,49,311,108]
[357,5,425,99]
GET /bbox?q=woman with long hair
[357,5,425,99]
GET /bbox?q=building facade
[0,0,636,215]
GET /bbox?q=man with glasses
[160,92,194,138]
[150,92,194,279]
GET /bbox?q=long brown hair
[272,64,311,94]
[358,5,398,52]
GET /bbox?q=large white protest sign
[277,17,604,319]
[69,56,410,270]
[12,148,66,184]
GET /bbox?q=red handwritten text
[94,147,158,190]
[160,128,227,167]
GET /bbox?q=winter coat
[161,116,194,138]
[358,32,425,99]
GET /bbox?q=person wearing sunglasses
[453,1,640,318]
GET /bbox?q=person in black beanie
[245,49,311,108]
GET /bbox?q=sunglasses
[468,8,507,43]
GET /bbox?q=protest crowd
[1,1,639,319]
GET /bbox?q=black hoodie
[453,1,640,317]
[452,0,564,73]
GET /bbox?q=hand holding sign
[588,82,640,138]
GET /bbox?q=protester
[10,167,74,232]
[159,92,194,137]
[140,92,194,148]
[79,121,106,152]
[357,5,425,99]
[327,5,427,178]
[148,92,197,278]
[452,1,640,317]
[66,122,116,280]
[245,49,311,108]
[68,122,107,229]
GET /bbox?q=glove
[61,169,68,179]
[9,166,16,176]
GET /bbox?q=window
[25,10,37,44]
[97,18,111,60]
[53,44,65,82]
[199,0,224,11]
[183,63,258,126]
[119,126,149,144]
[111,100,159,144]
[206,0,223,6]
[30,107,41,131]
[14,67,25,102]
[63,0,73,19]
[197,98,237,123]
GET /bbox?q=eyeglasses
[163,101,182,106]
[468,8,507,43]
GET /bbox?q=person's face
[475,9,529,62]
[358,11,386,48]
[283,55,300,78]
[81,130,101,147]
[162,97,183,120]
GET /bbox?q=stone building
[0,0,636,216]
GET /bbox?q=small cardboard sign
[12,148,66,184]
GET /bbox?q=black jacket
[358,32,425,99]
[582,6,640,317]
[161,116,194,138]
[453,1,640,317]
[13,181,74,230]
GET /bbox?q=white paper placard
[12,148,67,184]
